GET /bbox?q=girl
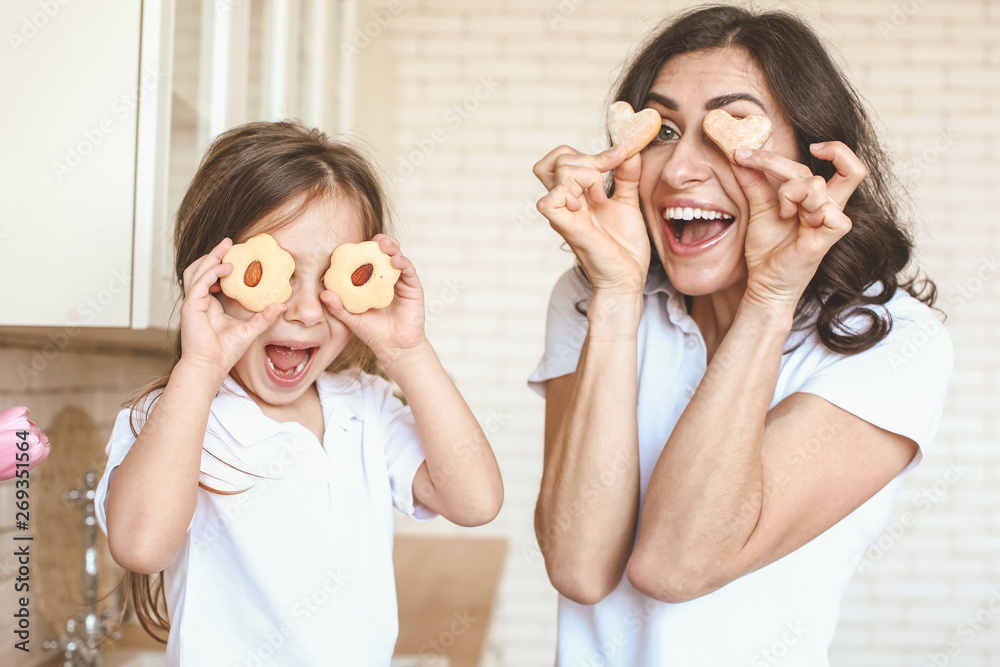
[530,5,952,665]
[95,121,503,665]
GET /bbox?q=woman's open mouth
[662,206,735,257]
[263,343,318,387]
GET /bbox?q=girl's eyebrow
[644,91,768,114]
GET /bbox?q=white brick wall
[354,0,1000,664]
[0,1,995,664]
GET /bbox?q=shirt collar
[214,373,359,447]
[642,264,701,335]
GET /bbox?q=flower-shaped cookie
[323,241,401,314]
[219,233,295,312]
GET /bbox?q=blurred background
[0,0,997,665]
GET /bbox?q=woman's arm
[528,144,654,603]
[628,142,917,602]
[534,290,643,604]
[626,299,917,602]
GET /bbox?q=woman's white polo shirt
[529,266,953,666]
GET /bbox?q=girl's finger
[244,303,286,336]
[809,141,866,209]
[320,290,364,329]
[182,238,233,288]
[191,262,233,298]
[375,234,402,257]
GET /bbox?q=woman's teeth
[663,206,732,221]
[663,207,735,243]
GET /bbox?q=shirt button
[684,386,695,399]
[685,337,697,350]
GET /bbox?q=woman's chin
[660,261,748,300]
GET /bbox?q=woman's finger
[534,145,584,190]
[776,175,830,219]
[554,164,608,205]
[809,141,866,208]
[734,148,813,184]
[610,151,642,205]
[805,201,853,243]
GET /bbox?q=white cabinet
[1,0,351,331]
[0,0,173,328]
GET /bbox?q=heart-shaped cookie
[608,101,661,159]
[702,109,773,162]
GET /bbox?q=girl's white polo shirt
[529,267,953,666]
[96,370,434,666]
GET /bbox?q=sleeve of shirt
[527,267,594,398]
[370,375,437,521]
[797,296,954,471]
[94,403,144,536]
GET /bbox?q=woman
[529,6,952,665]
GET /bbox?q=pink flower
[0,406,51,481]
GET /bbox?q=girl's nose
[283,281,325,327]
[660,130,714,188]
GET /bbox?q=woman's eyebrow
[645,92,676,110]
[705,92,767,113]
[644,91,769,114]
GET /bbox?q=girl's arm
[627,143,917,602]
[106,239,283,574]
[382,339,503,527]
[106,360,225,574]
[529,144,649,603]
[321,235,502,527]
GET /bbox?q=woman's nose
[660,130,714,188]
[283,280,325,327]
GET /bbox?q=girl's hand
[320,235,426,364]
[179,238,285,380]
[732,141,865,312]
[534,143,651,297]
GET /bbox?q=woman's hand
[179,238,285,381]
[320,234,426,365]
[732,141,865,312]
[534,144,651,296]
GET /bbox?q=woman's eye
[657,125,679,141]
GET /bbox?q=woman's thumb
[611,152,642,203]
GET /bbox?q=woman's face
[638,47,798,297]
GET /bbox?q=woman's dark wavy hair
[611,5,937,353]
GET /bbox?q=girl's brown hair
[119,120,391,641]
[610,5,937,353]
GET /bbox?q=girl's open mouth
[263,344,317,387]
[662,206,735,257]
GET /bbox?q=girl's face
[219,191,365,409]
[637,47,798,297]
